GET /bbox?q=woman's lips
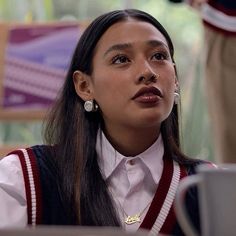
[132,86,163,103]
[134,93,162,103]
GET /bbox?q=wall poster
[0,22,84,120]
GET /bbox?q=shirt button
[128,159,135,165]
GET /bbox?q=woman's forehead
[95,19,169,53]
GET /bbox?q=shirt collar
[138,134,164,184]
[96,129,124,179]
[96,129,164,184]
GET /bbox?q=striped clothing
[201,0,236,35]
[9,145,205,235]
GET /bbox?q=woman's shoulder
[0,151,23,179]
[6,145,54,157]
[1,145,57,178]
[181,158,216,175]
[5,145,56,162]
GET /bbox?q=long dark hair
[44,9,193,226]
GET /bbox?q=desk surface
[0,226,150,236]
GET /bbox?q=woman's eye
[151,52,168,61]
[112,55,130,64]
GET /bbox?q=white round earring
[174,92,180,105]
[84,100,98,112]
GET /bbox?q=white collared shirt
[96,130,164,232]
[0,154,27,228]
[0,132,164,230]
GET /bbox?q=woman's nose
[136,62,159,84]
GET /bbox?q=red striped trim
[203,21,236,36]
[160,206,176,234]
[9,149,42,225]
[27,148,42,224]
[9,150,32,225]
[140,156,173,230]
[159,164,187,234]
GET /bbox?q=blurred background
[0,0,213,161]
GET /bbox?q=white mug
[174,164,236,236]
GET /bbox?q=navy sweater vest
[11,145,205,235]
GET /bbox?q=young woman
[0,9,205,235]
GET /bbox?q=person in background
[169,0,236,163]
[0,9,208,235]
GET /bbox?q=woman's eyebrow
[103,40,169,57]
[103,43,132,57]
[147,40,169,49]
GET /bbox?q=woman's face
[88,19,177,132]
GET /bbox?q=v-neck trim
[140,154,173,230]
[139,154,186,234]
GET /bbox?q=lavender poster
[2,23,82,111]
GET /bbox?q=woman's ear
[174,77,179,91]
[73,70,94,101]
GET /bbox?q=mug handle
[174,175,201,236]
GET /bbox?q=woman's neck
[103,124,161,157]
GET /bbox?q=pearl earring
[84,100,98,112]
[174,92,180,105]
